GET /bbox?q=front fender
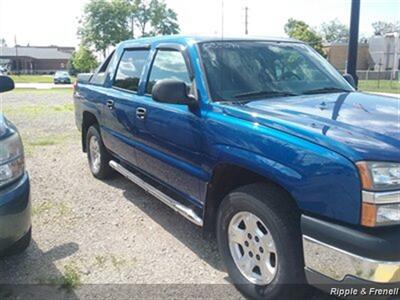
[210,138,361,225]
[214,144,303,188]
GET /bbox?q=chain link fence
[338,69,399,94]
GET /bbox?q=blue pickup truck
[74,36,400,299]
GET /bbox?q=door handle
[136,107,147,120]
[106,99,114,110]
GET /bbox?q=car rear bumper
[302,215,400,285]
[54,79,71,84]
[0,172,31,252]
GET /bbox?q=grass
[32,201,54,216]
[10,75,54,83]
[37,262,81,291]
[94,255,107,267]
[24,135,62,155]
[58,202,72,217]
[29,138,59,147]
[61,263,81,289]
[110,255,127,270]
[1,101,76,156]
[7,75,399,94]
[93,254,135,270]
[358,80,399,94]
[10,88,72,94]
[2,103,74,117]
[22,133,77,156]
[32,201,71,218]
[10,75,76,84]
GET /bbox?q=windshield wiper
[234,90,298,100]
[302,87,352,95]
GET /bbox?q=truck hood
[221,92,400,161]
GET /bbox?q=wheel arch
[203,161,300,233]
[81,111,99,152]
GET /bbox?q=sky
[0,0,399,48]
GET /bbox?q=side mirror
[0,76,15,93]
[152,79,197,108]
[343,73,356,89]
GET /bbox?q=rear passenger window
[146,50,191,94]
[90,51,115,85]
[113,50,149,92]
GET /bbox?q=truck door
[101,48,150,165]
[132,47,207,205]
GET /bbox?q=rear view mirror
[0,76,15,93]
[343,73,356,89]
[152,79,197,109]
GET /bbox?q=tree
[320,19,349,43]
[131,0,152,37]
[131,0,180,38]
[149,0,180,35]
[372,21,400,36]
[79,0,131,57]
[70,45,98,73]
[284,18,325,56]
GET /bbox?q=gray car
[54,71,71,84]
[0,76,31,256]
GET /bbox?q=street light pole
[346,0,361,88]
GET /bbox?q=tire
[86,125,114,179]
[216,183,308,300]
[2,228,31,257]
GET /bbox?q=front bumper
[302,215,400,285]
[0,172,31,252]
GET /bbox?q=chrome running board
[109,160,203,227]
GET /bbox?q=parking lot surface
[0,90,332,299]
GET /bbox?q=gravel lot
[0,90,332,299]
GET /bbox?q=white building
[369,33,400,79]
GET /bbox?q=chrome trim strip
[109,161,203,227]
[362,190,400,204]
[303,235,400,283]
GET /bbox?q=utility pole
[221,0,224,39]
[346,0,361,88]
[391,33,399,81]
[14,35,19,75]
[245,6,249,35]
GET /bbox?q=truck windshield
[199,41,353,102]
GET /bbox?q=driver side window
[146,50,192,95]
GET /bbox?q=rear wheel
[216,183,308,300]
[86,125,114,179]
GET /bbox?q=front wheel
[86,125,114,179]
[216,183,308,300]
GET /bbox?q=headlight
[0,133,25,187]
[375,203,400,225]
[356,161,400,191]
[357,161,400,227]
